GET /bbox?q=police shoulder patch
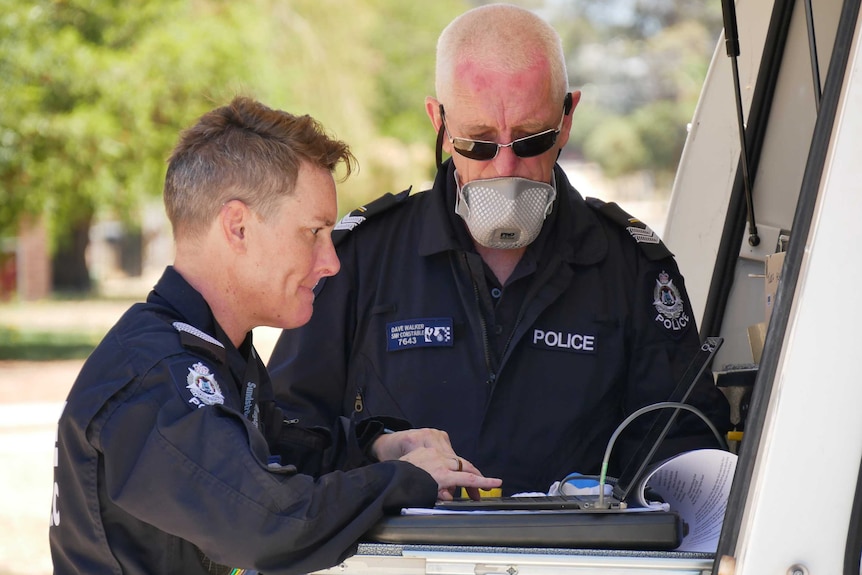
[585,197,672,261]
[172,359,225,410]
[331,188,411,246]
[649,269,693,338]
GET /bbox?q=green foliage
[0,0,194,249]
[368,0,456,143]
[583,116,647,178]
[567,99,611,154]
[557,2,717,179]
[632,100,689,174]
[1,0,470,258]
[349,0,470,206]
[579,100,692,182]
[0,0,719,288]
[0,326,101,360]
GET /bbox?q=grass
[0,290,139,361]
[0,327,102,361]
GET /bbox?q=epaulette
[172,321,227,364]
[331,187,411,246]
[585,197,673,261]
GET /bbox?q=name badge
[387,318,453,351]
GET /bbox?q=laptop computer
[363,337,724,549]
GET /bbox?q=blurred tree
[583,115,646,178]
[250,0,469,210]
[549,0,721,186]
[0,0,251,291]
[357,0,470,203]
[0,0,467,293]
[0,0,718,295]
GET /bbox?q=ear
[557,90,582,149]
[425,96,442,130]
[220,199,250,253]
[567,90,582,116]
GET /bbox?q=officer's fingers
[452,470,502,492]
[462,486,483,501]
[402,449,468,483]
[400,448,501,499]
[441,455,503,499]
[399,446,450,473]
[438,472,502,502]
[437,487,456,501]
[456,456,483,476]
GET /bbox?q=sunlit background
[1,0,723,298]
[0,1,723,572]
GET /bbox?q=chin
[284,308,314,330]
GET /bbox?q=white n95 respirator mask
[454,175,556,249]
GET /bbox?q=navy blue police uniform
[49,266,437,575]
[268,160,731,495]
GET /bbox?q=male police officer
[269,4,730,495]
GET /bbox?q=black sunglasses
[440,94,572,161]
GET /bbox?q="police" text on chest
[532,329,596,352]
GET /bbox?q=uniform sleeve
[267,238,357,429]
[613,255,732,473]
[94,378,437,575]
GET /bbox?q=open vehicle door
[668,0,862,572]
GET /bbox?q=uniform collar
[417,160,465,256]
[149,266,217,334]
[418,160,607,266]
[148,266,254,361]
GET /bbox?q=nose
[491,144,520,176]
[316,235,341,279]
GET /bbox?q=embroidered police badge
[652,270,691,336]
[185,361,225,407]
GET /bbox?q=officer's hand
[370,427,456,461]
[398,447,502,501]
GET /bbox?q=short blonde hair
[164,97,355,240]
[435,3,568,104]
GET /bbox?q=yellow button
[460,487,502,499]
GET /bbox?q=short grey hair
[435,3,569,104]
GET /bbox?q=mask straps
[435,105,446,170]
[558,93,574,161]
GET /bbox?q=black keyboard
[435,494,600,511]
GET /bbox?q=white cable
[598,401,726,508]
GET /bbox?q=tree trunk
[52,213,93,294]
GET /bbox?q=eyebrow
[458,118,553,137]
[313,216,336,228]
